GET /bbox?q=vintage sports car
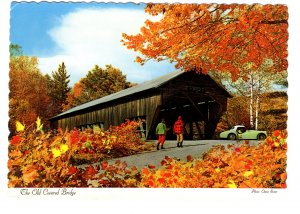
[219,125,267,140]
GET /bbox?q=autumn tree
[9,55,51,134]
[210,59,287,130]
[122,4,288,80]
[62,81,85,111]
[232,60,287,129]
[47,62,71,115]
[63,64,131,110]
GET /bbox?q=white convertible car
[219,125,267,140]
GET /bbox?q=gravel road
[81,139,261,170]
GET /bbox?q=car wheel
[228,133,236,140]
[257,133,266,140]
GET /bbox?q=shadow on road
[140,143,208,153]
[180,143,207,148]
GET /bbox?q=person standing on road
[173,116,185,147]
[155,118,167,150]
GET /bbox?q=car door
[236,126,247,139]
[241,129,256,139]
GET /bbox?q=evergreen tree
[48,62,71,114]
[9,44,23,57]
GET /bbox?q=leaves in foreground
[8,118,286,188]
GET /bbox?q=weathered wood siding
[57,94,161,137]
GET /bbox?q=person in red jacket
[173,116,185,147]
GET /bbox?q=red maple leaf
[164,172,172,178]
[166,165,173,170]
[70,130,80,144]
[80,134,88,143]
[244,161,253,170]
[11,135,21,145]
[235,147,241,153]
[283,143,287,149]
[142,168,149,175]
[68,166,78,175]
[101,161,108,170]
[158,178,165,184]
[160,160,167,166]
[148,164,156,169]
[272,130,281,137]
[187,155,193,162]
[85,165,97,178]
[148,180,155,187]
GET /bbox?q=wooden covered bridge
[50,70,231,140]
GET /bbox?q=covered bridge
[50,70,231,140]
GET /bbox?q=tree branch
[260,20,288,25]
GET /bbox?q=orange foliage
[62,81,84,111]
[122,4,288,78]
[140,131,287,188]
[9,56,52,134]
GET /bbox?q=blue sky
[10,2,176,86]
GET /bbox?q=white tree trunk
[250,74,254,129]
[255,96,259,130]
[255,76,261,130]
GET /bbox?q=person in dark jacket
[173,116,185,147]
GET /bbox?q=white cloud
[38,7,175,85]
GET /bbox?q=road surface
[79,140,261,170]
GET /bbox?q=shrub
[8,118,146,187]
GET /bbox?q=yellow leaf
[16,121,25,132]
[215,167,221,173]
[244,170,254,177]
[227,180,237,188]
[36,117,44,132]
[60,144,69,154]
[93,125,101,134]
[36,117,41,128]
[83,141,92,149]
[52,148,62,158]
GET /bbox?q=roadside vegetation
[8,118,286,188]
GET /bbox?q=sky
[10,2,176,86]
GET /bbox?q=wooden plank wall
[57,94,161,137]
